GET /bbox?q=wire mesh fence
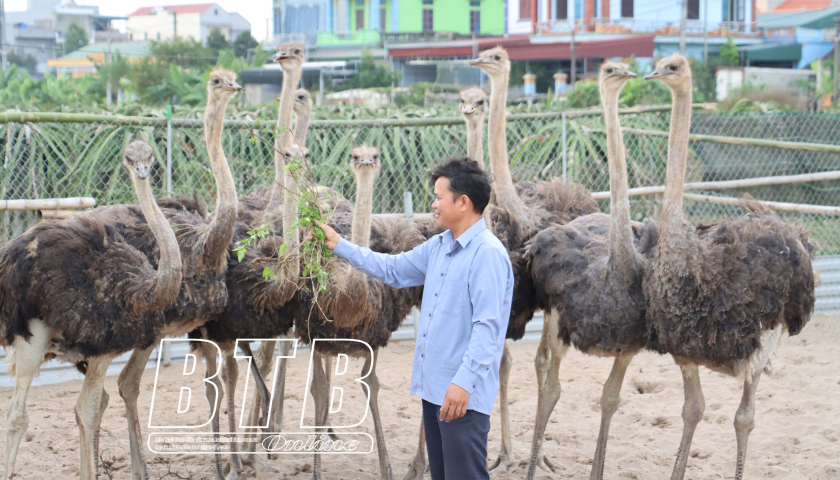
[1,109,839,263]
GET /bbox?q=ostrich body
[458,46,599,475]
[522,63,660,480]
[642,55,815,480]
[0,141,183,480]
[98,69,242,480]
[295,145,425,480]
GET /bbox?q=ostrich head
[207,68,242,101]
[282,144,311,164]
[644,54,692,90]
[350,145,381,172]
[271,43,305,73]
[123,140,156,180]
[599,61,637,91]
[470,46,510,77]
[293,89,312,114]
[459,87,487,118]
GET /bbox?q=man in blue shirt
[316,156,514,480]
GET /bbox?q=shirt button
[472,385,476,388]
[421,354,424,358]
[440,273,444,276]
[435,293,438,296]
[423,334,426,337]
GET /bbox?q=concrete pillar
[554,72,567,96]
[326,0,333,32]
[524,73,537,94]
[371,0,380,31]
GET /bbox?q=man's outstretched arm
[316,220,431,289]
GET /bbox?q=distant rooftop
[56,41,151,60]
[129,3,216,17]
[758,8,840,28]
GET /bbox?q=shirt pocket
[436,269,469,316]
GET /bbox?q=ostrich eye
[294,49,301,54]
[669,64,678,71]
[213,79,220,84]
[606,68,613,74]
[494,55,501,60]
[373,155,379,159]
[305,153,311,159]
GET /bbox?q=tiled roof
[772,0,832,12]
[129,3,215,17]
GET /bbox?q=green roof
[60,41,150,60]
[758,8,840,29]
[738,42,802,62]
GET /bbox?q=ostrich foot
[241,456,281,476]
[401,457,428,480]
[488,453,517,473]
[526,453,559,474]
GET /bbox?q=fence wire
[1,110,839,263]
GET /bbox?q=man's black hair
[431,156,491,214]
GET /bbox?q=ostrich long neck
[466,114,484,164]
[487,71,527,218]
[660,84,693,237]
[350,168,375,248]
[283,167,300,274]
[294,107,311,147]
[602,83,635,266]
[265,66,303,214]
[132,174,182,311]
[202,92,238,263]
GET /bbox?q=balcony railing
[537,18,760,36]
[316,29,381,46]
[382,31,497,44]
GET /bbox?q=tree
[64,22,89,55]
[232,31,259,58]
[149,37,213,69]
[342,47,401,90]
[720,36,740,67]
[207,27,230,60]
[8,52,37,75]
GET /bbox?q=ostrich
[522,62,659,480]
[296,144,426,480]
[0,141,183,480]
[293,88,313,144]
[464,46,600,474]
[459,86,488,163]
[103,69,243,480]
[643,55,815,480]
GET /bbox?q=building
[4,0,127,75]
[47,40,150,77]
[127,3,251,43]
[273,0,505,47]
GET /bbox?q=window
[555,0,567,19]
[621,0,633,17]
[214,8,218,15]
[519,0,531,19]
[156,32,161,40]
[470,10,480,32]
[356,0,364,5]
[687,0,699,19]
[423,8,433,31]
[380,7,387,31]
[356,9,365,29]
[470,0,480,6]
[422,0,433,4]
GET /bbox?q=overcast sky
[5,0,273,41]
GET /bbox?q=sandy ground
[1,314,839,480]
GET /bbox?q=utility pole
[173,11,177,38]
[0,0,7,73]
[703,0,708,62]
[679,0,687,55]
[106,34,112,105]
[570,28,576,90]
[834,17,839,103]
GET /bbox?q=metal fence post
[404,191,414,220]
[166,105,173,197]
[561,111,568,182]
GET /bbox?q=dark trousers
[422,399,491,480]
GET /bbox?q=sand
[1,313,839,479]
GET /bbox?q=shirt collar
[440,217,486,252]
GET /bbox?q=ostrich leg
[92,388,110,480]
[488,343,514,472]
[118,345,156,480]
[4,320,51,480]
[669,362,705,480]
[200,341,226,480]
[401,420,427,480]
[733,370,762,480]
[221,353,243,480]
[75,357,111,480]
[363,349,393,480]
[245,340,274,458]
[589,353,634,480]
[527,310,565,480]
[310,353,330,480]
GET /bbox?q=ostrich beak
[224,81,243,92]
[462,107,476,116]
[619,70,637,78]
[644,69,670,80]
[469,58,487,66]
[135,163,150,179]
[271,51,290,62]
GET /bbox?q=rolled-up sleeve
[451,245,512,394]
[333,236,432,289]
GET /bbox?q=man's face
[432,177,468,229]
